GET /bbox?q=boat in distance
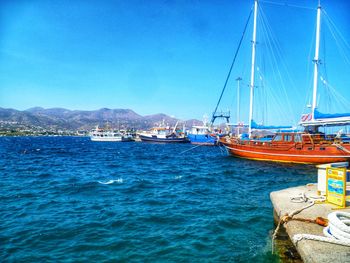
[138,123,189,143]
[139,133,189,143]
[90,126,133,142]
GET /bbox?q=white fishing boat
[139,121,189,143]
[90,126,123,142]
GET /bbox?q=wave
[98,178,123,185]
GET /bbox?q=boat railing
[301,133,350,145]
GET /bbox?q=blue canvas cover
[251,120,292,130]
[314,109,350,119]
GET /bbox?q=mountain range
[0,107,202,131]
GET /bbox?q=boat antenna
[248,0,258,138]
[210,6,253,125]
[311,0,321,121]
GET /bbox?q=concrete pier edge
[270,184,350,263]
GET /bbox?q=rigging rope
[211,7,253,125]
[259,0,315,11]
[293,211,350,247]
[320,77,350,110]
[253,6,297,126]
[333,143,350,154]
[323,10,350,72]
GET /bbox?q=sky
[0,0,349,125]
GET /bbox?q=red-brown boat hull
[220,136,350,164]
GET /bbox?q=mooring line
[179,137,221,155]
[179,144,204,155]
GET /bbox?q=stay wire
[259,0,315,11]
[211,6,253,125]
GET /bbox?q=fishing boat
[187,116,220,145]
[220,0,350,164]
[90,126,123,142]
[139,121,189,143]
[90,125,133,142]
[187,125,218,145]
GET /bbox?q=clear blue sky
[0,0,349,125]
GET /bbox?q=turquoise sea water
[0,137,316,262]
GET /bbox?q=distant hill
[0,107,202,131]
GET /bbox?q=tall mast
[311,1,321,121]
[236,77,242,135]
[249,0,258,137]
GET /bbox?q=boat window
[273,134,283,142]
[284,135,293,142]
[294,134,302,142]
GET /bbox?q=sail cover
[251,120,292,130]
[314,109,350,119]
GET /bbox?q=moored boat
[90,126,123,142]
[221,131,350,164]
[139,121,189,143]
[220,0,350,164]
[187,125,218,145]
[90,125,134,142]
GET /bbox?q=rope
[290,192,326,203]
[271,190,328,253]
[211,7,253,125]
[259,0,315,10]
[272,198,315,253]
[258,7,297,125]
[333,143,350,154]
[218,144,228,155]
[292,211,350,247]
[179,144,204,155]
[179,137,219,155]
[293,234,350,247]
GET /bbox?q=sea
[0,136,316,262]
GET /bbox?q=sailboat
[220,0,350,164]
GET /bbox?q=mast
[249,0,258,137]
[236,77,242,135]
[311,1,321,121]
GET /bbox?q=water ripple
[0,136,316,261]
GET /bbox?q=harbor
[1,0,350,262]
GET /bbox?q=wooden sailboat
[220,0,350,164]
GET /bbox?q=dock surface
[271,184,350,263]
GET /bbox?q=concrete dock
[271,184,350,263]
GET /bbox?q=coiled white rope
[293,211,350,247]
[290,192,326,203]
